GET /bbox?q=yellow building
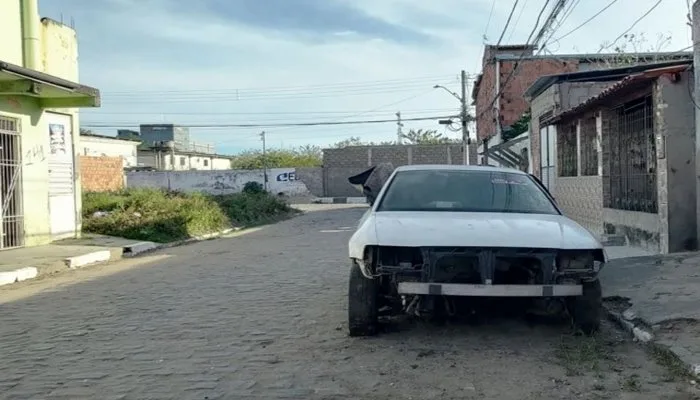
[0,0,100,249]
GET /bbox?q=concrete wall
[555,176,604,235]
[126,167,324,197]
[655,72,697,252]
[80,156,124,192]
[322,144,478,197]
[80,136,138,167]
[0,0,23,65]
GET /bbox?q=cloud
[39,0,692,153]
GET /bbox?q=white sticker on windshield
[492,177,527,185]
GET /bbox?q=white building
[137,148,232,171]
[80,132,139,167]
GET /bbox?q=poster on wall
[49,123,67,155]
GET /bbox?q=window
[180,157,186,166]
[580,116,598,176]
[377,169,559,215]
[605,95,657,213]
[203,159,209,167]
[557,122,577,177]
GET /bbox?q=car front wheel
[567,279,602,335]
[348,260,378,337]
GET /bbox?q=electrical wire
[476,0,552,120]
[81,115,456,129]
[81,107,458,116]
[597,0,664,53]
[549,0,619,43]
[483,0,498,41]
[497,0,521,45]
[506,0,530,43]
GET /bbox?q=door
[0,116,24,250]
[539,125,556,191]
[46,112,76,239]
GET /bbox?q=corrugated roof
[550,64,690,122]
[524,59,693,100]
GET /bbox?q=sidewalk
[0,234,158,287]
[601,247,700,376]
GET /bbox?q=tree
[229,146,322,169]
[331,136,396,148]
[401,129,458,144]
[583,32,676,69]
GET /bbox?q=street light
[433,70,471,165]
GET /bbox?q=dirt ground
[0,205,697,399]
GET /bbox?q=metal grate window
[557,122,578,177]
[0,116,24,250]
[580,116,598,176]
[605,95,657,213]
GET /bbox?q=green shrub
[82,188,294,243]
[243,181,265,195]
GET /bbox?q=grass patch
[555,334,607,376]
[82,188,296,243]
[647,345,693,382]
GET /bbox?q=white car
[347,164,607,336]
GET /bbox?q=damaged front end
[359,245,605,318]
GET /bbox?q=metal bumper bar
[397,282,582,297]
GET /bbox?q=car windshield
[376,169,559,215]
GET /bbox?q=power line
[81,115,456,129]
[549,0,619,43]
[82,108,459,116]
[597,0,664,53]
[476,0,553,120]
[506,0,531,43]
[497,0,521,45]
[483,0,498,41]
[102,74,460,96]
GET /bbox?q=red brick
[79,156,124,192]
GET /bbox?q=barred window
[557,122,577,177]
[605,95,657,213]
[580,116,598,176]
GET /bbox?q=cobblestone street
[0,205,697,399]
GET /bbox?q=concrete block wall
[80,156,124,192]
[554,176,603,235]
[322,144,478,197]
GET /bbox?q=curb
[312,197,367,204]
[603,304,700,377]
[0,228,241,288]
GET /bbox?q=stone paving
[0,205,696,399]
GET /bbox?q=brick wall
[80,156,124,192]
[322,144,478,197]
[474,53,578,141]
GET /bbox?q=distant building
[80,132,140,167]
[136,144,232,171]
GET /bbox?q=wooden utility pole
[693,0,700,243]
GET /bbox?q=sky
[40,0,693,155]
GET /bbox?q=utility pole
[260,131,268,191]
[693,0,700,245]
[396,111,404,144]
[460,70,471,165]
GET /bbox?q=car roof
[393,164,527,174]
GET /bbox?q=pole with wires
[396,111,404,144]
[260,130,268,191]
[693,0,700,242]
[460,70,471,165]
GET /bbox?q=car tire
[348,260,378,337]
[568,279,602,335]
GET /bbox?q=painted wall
[80,136,138,167]
[125,167,324,197]
[0,0,24,65]
[0,10,86,246]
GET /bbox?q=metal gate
[0,116,23,250]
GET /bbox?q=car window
[376,169,559,215]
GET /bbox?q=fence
[125,167,323,197]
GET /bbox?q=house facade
[531,63,696,254]
[0,0,100,249]
[136,147,233,171]
[471,44,693,168]
[80,132,139,167]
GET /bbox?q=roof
[496,51,692,62]
[81,132,141,143]
[394,164,525,174]
[524,58,693,100]
[0,60,100,108]
[551,64,690,122]
[138,147,234,160]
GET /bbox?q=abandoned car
[347,164,606,336]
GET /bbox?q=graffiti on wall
[276,171,299,182]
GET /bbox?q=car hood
[372,211,601,249]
